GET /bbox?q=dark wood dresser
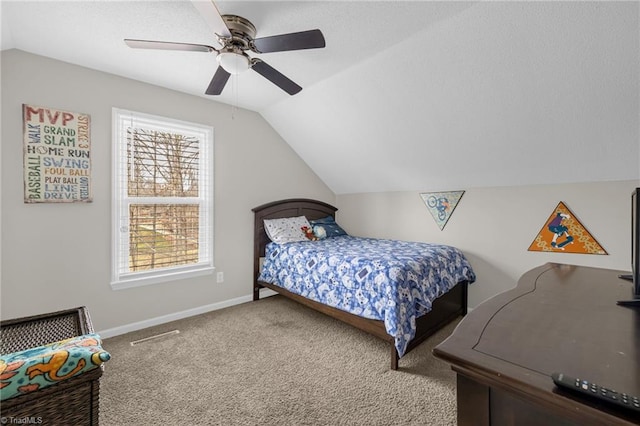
[433,263,640,425]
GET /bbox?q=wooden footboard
[252,198,468,370]
[405,281,468,367]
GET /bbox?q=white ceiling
[2,1,639,194]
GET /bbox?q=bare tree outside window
[127,129,200,271]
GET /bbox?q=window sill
[110,265,215,290]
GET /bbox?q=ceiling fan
[124,0,325,96]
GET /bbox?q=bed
[252,198,476,370]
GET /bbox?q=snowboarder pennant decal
[528,202,607,255]
[420,190,465,230]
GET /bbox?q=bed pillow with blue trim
[264,216,312,244]
[310,216,348,238]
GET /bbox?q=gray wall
[0,49,334,331]
[2,50,637,337]
[336,181,638,308]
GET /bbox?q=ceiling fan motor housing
[220,15,257,50]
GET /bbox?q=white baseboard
[98,288,278,339]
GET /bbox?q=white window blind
[112,108,214,289]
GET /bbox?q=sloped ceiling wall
[262,1,640,194]
[1,1,638,195]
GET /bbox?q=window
[112,108,214,289]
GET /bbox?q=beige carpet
[100,295,459,425]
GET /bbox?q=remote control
[551,373,640,414]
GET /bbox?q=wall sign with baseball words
[23,104,92,203]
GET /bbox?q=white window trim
[111,108,214,290]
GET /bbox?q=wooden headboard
[252,198,337,298]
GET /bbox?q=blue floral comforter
[258,236,476,356]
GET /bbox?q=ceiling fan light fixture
[217,51,250,75]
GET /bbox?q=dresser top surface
[434,263,640,423]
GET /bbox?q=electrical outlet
[216,271,224,283]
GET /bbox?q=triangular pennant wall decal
[528,201,607,255]
[420,190,465,230]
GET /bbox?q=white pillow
[264,216,312,244]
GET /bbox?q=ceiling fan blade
[251,60,302,95]
[190,0,231,38]
[252,29,325,53]
[205,66,231,95]
[125,39,216,53]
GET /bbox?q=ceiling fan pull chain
[231,75,238,120]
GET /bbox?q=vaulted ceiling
[2,1,638,194]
